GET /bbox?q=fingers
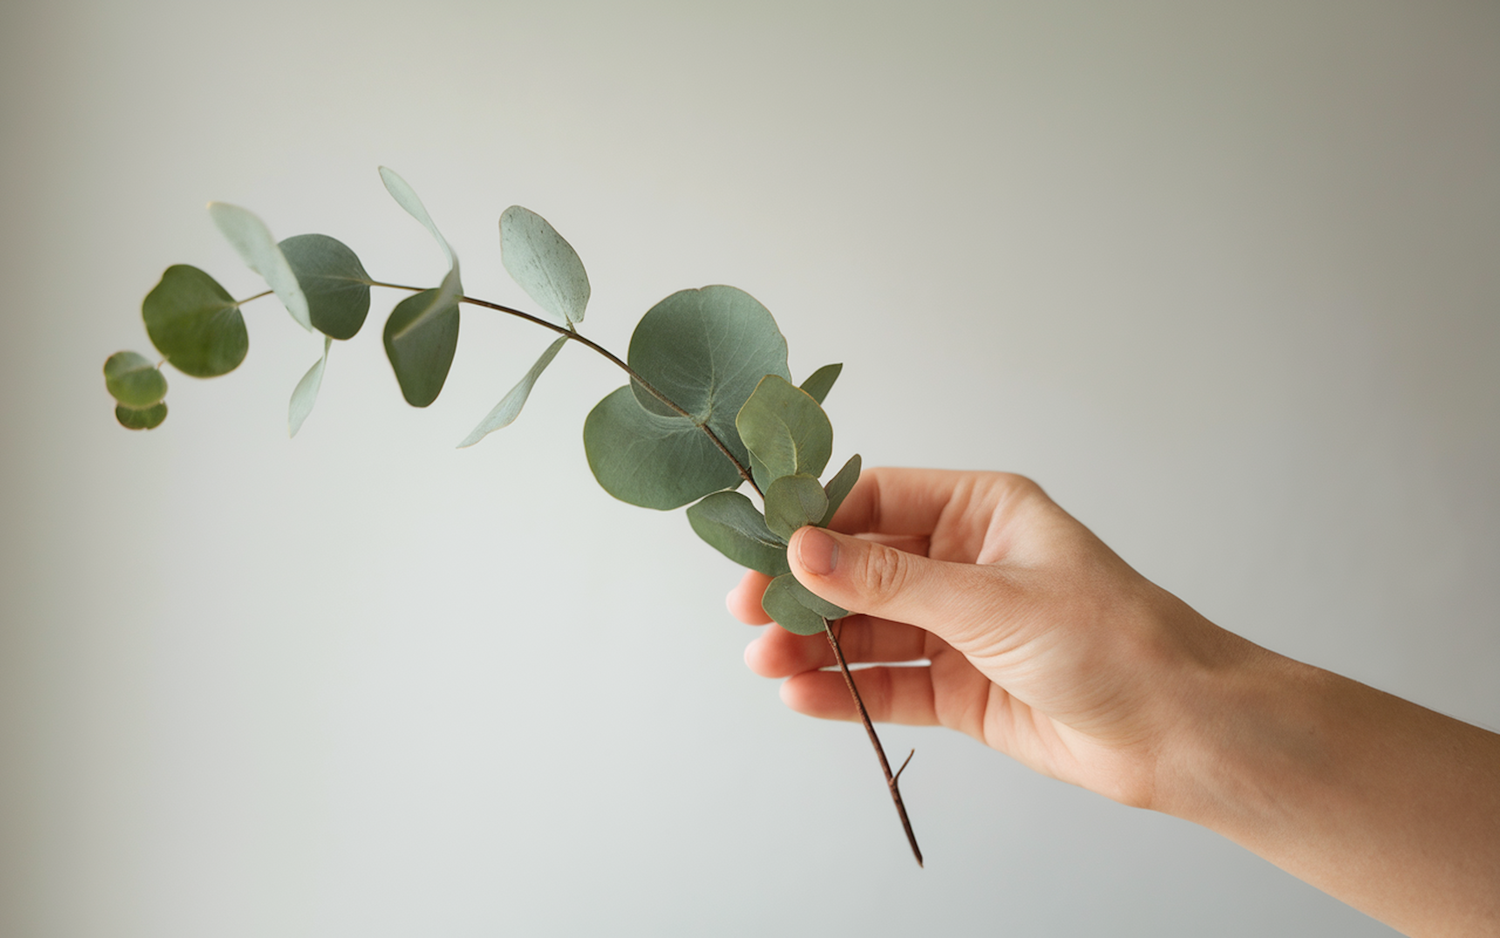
[786,525,1006,651]
[744,615,930,678]
[726,569,773,624]
[779,667,941,727]
[827,467,1042,538]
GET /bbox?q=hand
[730,467,1246,809]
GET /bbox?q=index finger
[828,467,1030,538]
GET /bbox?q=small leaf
[686,491,790,577]
[762,573,847,635]
[735,374,833,485]
[207,202,311,331]
[378,167,464,338]
[103,351,168,408]
[289,335,332,437]
[279,234,371,340]
[583,386,744,510]
[801,363,842,405]
[627,286,791,466]
[383,289,460,407]
[500,205,590,324]
[457,335,568,448]
[763,474,829,541]
[820,453,862,526]
[142,265,248,377]
[115,401,167,430]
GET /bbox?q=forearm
[1156,639,1500,937]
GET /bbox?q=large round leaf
[627,286,790,462]
[583,386,744,510]
[383,289,460,408]
[103,351,167,408]
[142,265,248,378]
[279,234,371,340]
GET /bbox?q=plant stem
[823,618,924,867]
[361,280,763,497]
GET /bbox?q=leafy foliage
[500,205,590,325]
[279,234,371,340]
[686,491,790,577]
[459,336,568,447]
[383,288,460,408]
[142,265,248,378]
[104,351,168,409]
[208,202,312,331]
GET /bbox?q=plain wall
[2,1,1496,935]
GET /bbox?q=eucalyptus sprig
[103,168,922,865]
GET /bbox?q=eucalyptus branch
[101,167,917,866]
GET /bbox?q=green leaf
[142,265,248,378]
[378,167,463,337]
[383,289,460,407]
[457,335,568,448]
[279,234,371,340]
[627,286,791,455]
[500,205,590,325]
[801,363,842,405]
[686,491,790,577]
[763,473,829,541]
[288,335,332,438]
[820,453,862,526]
[761,573,847,635]
[583,386,744,510]
[115,401,167,430]
[207,202,311,331]
[103,351,167,408]
[735,374,833,485]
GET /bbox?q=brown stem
[823,618,924,867]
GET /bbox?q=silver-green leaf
[378,167,463,337]
[383,288,460,408]
[500,206,590,325]
[761,573,847,635]
[583,386,744,510]
[142,265,248,378]
[763,473,829,541]
[279,234,371,340]
[207,202,311,331]
[458,335,568,448]
[289,335,332,438]
[103,351,168,408]
[820,454,862,526]
[735,374,833,486]
[801,363,842,405]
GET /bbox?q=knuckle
[863,543,910,599]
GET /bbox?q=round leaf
[761,573,846,635]
[500,205,590,324]
[735,375,833,485]
[279,234,372,340]
[115,401,167,430]
[142,265,248,378]
[383,289,460,408]
[686,491,790,577]
[583,386,744,510]
[103,351,168,407]
[763,474,829,541]
[627,286,790,463]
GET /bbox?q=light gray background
[2,1,1495,936]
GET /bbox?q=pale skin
[728,468,1500,938]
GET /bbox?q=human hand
[728,467,1250,810]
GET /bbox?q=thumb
[787,526,1000,645]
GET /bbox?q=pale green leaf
[801,363,842,405]
[279,234,371,340]
[103,351,167,408]
[288,335,332,437]
[142,265,248,378]
[763,474,829,541]
[379,167,463,338]
[583,386,744,510]
[383,288,460,407]
[457,335,568,448]
[500,205,590,324]
[686,491,789,577]
[820,454,862,526]
[735,374,833,485]
[207,202,311,331]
